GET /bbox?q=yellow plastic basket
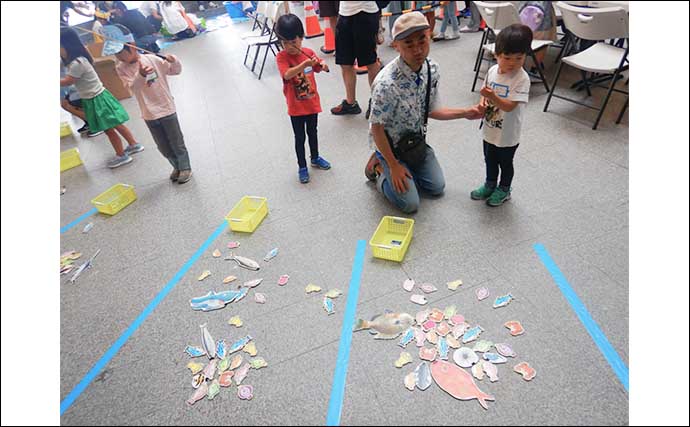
[91,184,137,215]
[60,148,83,172]
[369,216,415,262]
[225,196,268,233]
[60,122,72,138]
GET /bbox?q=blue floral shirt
[368,56,441,151]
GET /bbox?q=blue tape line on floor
[60,207,97,234]
[60,221,228,416]
[326,240,367,426]
[533,243,629,392]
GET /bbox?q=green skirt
[82,89,129,133]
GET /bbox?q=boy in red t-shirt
[276,14,331,183]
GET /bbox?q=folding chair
[241,1,271,39]
[471,1,552,93]
[543,2,628,130]
[243,1,285,80]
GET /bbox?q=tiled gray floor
[60,6,628,425]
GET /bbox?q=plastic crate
[60,148,83,172]
[369,216,415,262]
[60,122,72,138]
[91,184,137,215]
[225,196,268,233]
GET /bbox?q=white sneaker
[447,31,460,40]
[432,32,446,41]
[107,154,133,169]
[459,25,479,33]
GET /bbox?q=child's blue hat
[102,24,135,55]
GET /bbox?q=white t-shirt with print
[482,64,530,147]
[67,57,104,100]
[339,1,379,16]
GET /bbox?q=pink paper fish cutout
[186,381,209,405]
[514,362,536,381]
[430,360,495,410]
[504,321,525,336]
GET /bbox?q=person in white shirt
[140,1,163,32]
[472,24,533,206]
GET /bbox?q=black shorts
[318,1,339,18]
[64,94,82,108]
[335,11,379,66]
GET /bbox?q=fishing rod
[63,23,170,61]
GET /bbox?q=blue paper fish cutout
[228,335,253,354]
[493,293,514,308]
[438,337,449,360]
[398,328,415,348]
[483,352,507,364]
[184,345,206,358]
[462,326,483,344]
[323,297,334,315]
[216,340,227,360]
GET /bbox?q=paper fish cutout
[207,379,220,400]
[325,289,342,299]
[438,337,450,360]
[190,290,241,312]
[453,347,479,368]
[462,325,484,344]
[202,359,217,379]
[278,274,290,286]
[355,312,414,340]
[223,275,237,284]
[472,340,493,353]
[415,309,430,325]
[472,362,485,380]
[249,358,268,369]
[452,322,471,339]
[197,270,211,281]
[426,330,439,345]
[323,297,334,315]
[410,294,428,305]
[420,283,438,294]
[234,364,250,385]
[254,293,266,304]
[241,278,263,288]
[185,345,206,358]
[495,343,517,358]
[187,362,204,375]
[447,279,463,290]
[219,371,234,387]
[493,293,514,308]
[414,328,426,347]
[443,305,457,320]
[398,328,415,348]
[422,320,436,332]
[216,339,227,359]
[482,360,499,382]
[429,309,445,323]
[212,249,221,258]
[192,373,205,389]
[227,241,240,249]
[219,357,230,373]
[414,362,433,391]
[186,381,208,405]
[237,384,253,400]
[419,347,438,362]
[229,355,243,370]
[436,322,451,337]
[200,324,216,359]
[233,287,249,303]
[228,316,243,327]
[449,314,465,326]
[243,341,258,357]
[394,352,413,368]
[446,334,461,349]
[225,253,260,271]
[229,335,253,354]
[431,360,495,409]
[404,372,416,390]
[513,362,536,381]
[263,247,278,261]
[504,321,525,336]
[483,352,507,364]
[305,284,321,293]
[476,287,489,301]
[403,278,415,292]
[82,222,93,233]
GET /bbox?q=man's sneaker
[311,156,331,170]
[107,154,133,169]
[124,143,145,155]
[170,169,180,181]
[177,169,193,184]
[298,167,310,183]
[470,184,495,200]
[364,152,380,181]
[459,25,479,33]
[331,100,361,115]
[433,32,446,41]
[487,187,511,206]
[447,31,460,40]
[86,129,104,137]
[77,124,89,133]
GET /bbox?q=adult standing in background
[140,1,164,33]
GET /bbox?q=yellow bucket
[60,148,83,172]
[91,184,137,215]
[225,196,268,233]
[60,122,72,138]
[369,216,415,262]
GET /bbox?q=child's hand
[480,85,495,101]
[320,62,329,72]
[165,55,176,63]
[303,58,319,68]
[139,62,154,78]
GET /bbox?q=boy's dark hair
[112,1,128,12]
[275,14,304,41]
[495,24,533,55]
[60,27,94,66]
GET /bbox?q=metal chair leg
[473,29,487,72]
[543,58,564,112]
[615,98,628,124]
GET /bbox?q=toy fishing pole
[69,248,101,284]
[65,23,170,61]
[275,30,330,72]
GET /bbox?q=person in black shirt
[109,1,160,53]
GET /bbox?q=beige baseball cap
[392,11,430,41]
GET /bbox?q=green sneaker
[487,187,511,206]
[470,184,495,200]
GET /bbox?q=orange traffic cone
[479,18,486,30]
[304,1,324,39]
[320,26,335,54]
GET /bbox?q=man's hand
[465,104,485,120]
[390,162,412,193]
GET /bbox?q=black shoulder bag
[387,59,431,169]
